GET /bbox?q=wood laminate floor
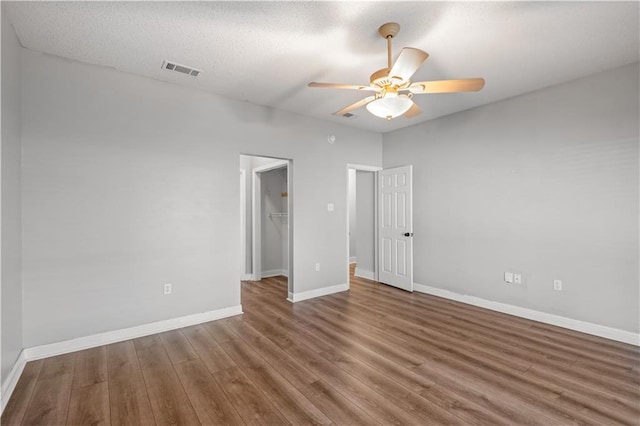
[3,267,640,425]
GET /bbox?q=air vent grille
[162,60,201,77]
[342,112,356,118]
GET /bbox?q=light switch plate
[327,203,334,211]
[553,279,562,291]
[504,272,514,283]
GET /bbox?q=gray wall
[348,169,356,261]
[355,171,375,275]
[383,62,639,333]
[21,49,382,347]
[1,6,23,385]
[261,167,287,275]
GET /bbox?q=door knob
[403,232,414,237]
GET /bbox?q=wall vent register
[162,60,201,77]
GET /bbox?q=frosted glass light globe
[366,95,413,120]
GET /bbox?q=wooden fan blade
[309,82,379,91]
[404,101,422,118]
[389,48,429,82]
[409,78,485,94]
[332,96,376,116]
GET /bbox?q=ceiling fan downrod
[378,22,400,70]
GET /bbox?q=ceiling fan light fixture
[366,95,413,120]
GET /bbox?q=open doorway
[346,164,381,287]
[240,154,293,301]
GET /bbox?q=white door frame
[251,159,290,286]
[346,164,382,289]
[240,169,248,280]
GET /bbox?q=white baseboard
[261,269,288,278]
[349,257,356,264]
[1,351,27,414]
[0,305,240,414]
[354,268,374,280]
[240,273,253,281]
[414,283,639,346]
[289,283,349,303]
[23,305,243,361]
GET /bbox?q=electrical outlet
[504,272,514,283]
[164,283,172,295]
[315,263,320,272]
[514,274,522,284]
[553,280,562,291]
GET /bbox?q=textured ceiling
[6,1,639,133]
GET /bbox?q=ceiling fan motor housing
[370,68,392,87]
[370,68,405,88]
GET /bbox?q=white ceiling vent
[162,60,201,77]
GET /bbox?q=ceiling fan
[309,22,485,120]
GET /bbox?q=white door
[378,165,413,291]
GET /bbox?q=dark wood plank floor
[3,267,640,425]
